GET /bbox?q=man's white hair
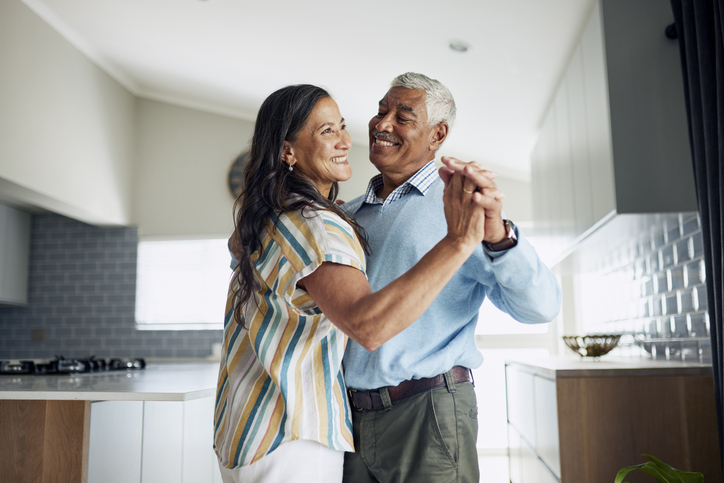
[390,72,456,128]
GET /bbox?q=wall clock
[227,151,248,198]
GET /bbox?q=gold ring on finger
[463,187,475,194]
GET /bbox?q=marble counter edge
[0,388,215,402]
[0,362,219,402]
[505,356,713,379]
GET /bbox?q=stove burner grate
[0,356,147,375]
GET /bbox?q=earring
[288,164,293,172]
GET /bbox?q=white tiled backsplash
[573,212,711,363]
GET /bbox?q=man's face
[368,87,440,177]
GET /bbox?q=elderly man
[342,72,562,483]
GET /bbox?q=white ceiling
[22,0,595,181]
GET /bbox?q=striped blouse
[213,207,366,469]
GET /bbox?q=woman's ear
[282,141,296,168]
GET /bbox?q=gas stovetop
[0,356,146,375]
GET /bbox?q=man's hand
[441,171,488,247]
[439,156,507,244]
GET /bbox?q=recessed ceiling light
[449,40,471,53]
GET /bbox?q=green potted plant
[615,454,704,482]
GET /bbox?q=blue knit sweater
[342,165,561,390]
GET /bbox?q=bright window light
[135,239,232,330]
[475,298,549,335]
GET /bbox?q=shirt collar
[362,160,439,206]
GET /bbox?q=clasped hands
[439,156,508,245]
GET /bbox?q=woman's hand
[441,171,488,247]
[439,156,508,244]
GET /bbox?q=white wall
[132,100,380,240]
[0,0,135,226]
[490,176,533,228]
[133,99,251,239]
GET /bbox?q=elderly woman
[214,84,491,483]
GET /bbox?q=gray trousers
[343,373,479,483]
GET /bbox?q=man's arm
[440,156,562,324]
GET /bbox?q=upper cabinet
[0,202,30,305]
[532,0,697,264]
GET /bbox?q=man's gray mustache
[372,131,399,144]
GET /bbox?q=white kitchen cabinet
[522,437,559,483]
[507,426,523,483]
[534,376,560,477]
[531,0,696,264]
[505,365,536,445]
[580,2,616,224]
[89,397,221,483]
[505,365,560,482]
[88,401,144,483]
[0,202,30,305]
[182,396,219,483]
[566,44,595,236]
[553,74,576,248]
[508,424,559,483]
[141,401,184,483]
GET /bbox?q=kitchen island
[505,356,720,483]
[0,362,222,483]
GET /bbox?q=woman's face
[285,97,352,197]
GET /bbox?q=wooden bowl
[562,334,621,358]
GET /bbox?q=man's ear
[282,141,296,168]
[429,123,449,151]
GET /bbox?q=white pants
[218,439,344,483]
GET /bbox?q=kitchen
[1,0,722,482]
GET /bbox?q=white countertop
[505,355,713,379]
[0,362,220,401]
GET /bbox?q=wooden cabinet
[87,398,221,483]
[0,364,221,482]
[0,202,30,305]
[0,400,90,483]
[505,359,721,483]
[531,0,696,264]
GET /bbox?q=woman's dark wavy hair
[229,84,369,327]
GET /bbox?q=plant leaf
[643,454,704,483]
[614,455,704,483]
[640,463,680,482]
[615,463,645,483]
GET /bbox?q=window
[135,239,232,330]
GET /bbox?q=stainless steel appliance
[0,356,146,375]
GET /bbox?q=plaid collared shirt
[362,160,438,206]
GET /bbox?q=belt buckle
[347,388,364,411]
[349,388,379,411]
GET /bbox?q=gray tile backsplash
[0,213,222,359]
[574,212,711,363]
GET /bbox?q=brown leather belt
[348,366,472,411]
